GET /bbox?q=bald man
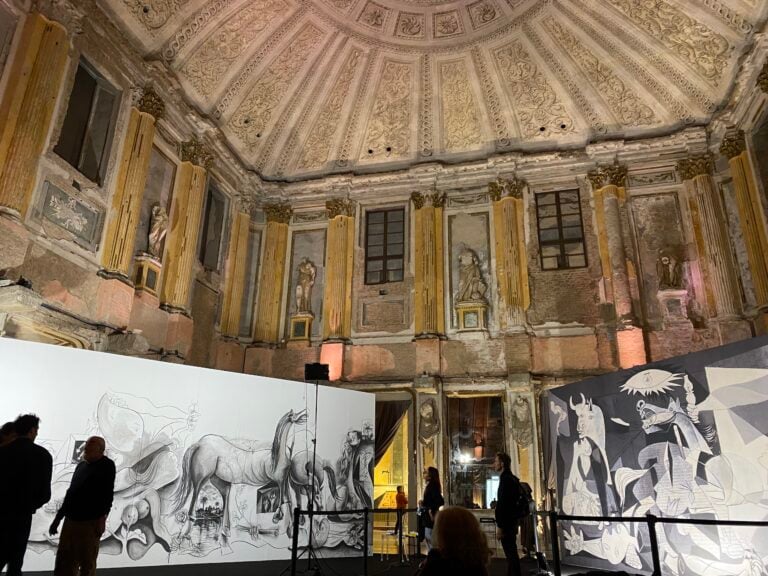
[50,436,115,576]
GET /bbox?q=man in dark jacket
[49,436,115,576]
[494,452,522,576]
[0,414,53,576]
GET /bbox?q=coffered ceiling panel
[101,0,763,180]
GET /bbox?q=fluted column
[588,162,633,322]
[159,139,212,313]
[100,88,165,278]
[323,198,355,341]
[412,192,446,337]
[254,203,291,343]
[678,155,741,317]
[720,131,768,309]
[0,13,68,217]
[220,209,251,337]
[490,176,529,330]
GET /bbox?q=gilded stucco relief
[228,24,325,152]
[298,49,363,170]
[493,39,574,139]
[360,60,413,160]
[602,0,731,84]
[181,0,286,97]
[439,60,482,150]
[543,17,658,128]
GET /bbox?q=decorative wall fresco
[546,336,768,575]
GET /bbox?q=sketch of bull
[570,393,612,485]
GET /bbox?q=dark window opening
[199,181,227,271]
[54,61,120,185]
[365,208,405,284]
[535,189,587,270]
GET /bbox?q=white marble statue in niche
[456,248,487,303]
[656,249,683,290]
[148,203,168,259]
[295,257,316,314]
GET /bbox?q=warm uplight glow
[320,341,344,382]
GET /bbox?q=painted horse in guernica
[171,408,308,542]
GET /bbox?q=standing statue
[148,203,168,258]
[295,257,316,314]
[656,250,682,290]
[456,248,487,302]
[511,395,533,448]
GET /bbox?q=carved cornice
[719,130,747,160]
[587,160,627,189]
[263,202,293,223]
[488,176,526,201]
[411,191,446,209]
[676,154,714,180]
[326,198,356,219]
[137,86,166,119]
[236,194,257,216]
[758,60,768,94]
[180,137,214,169]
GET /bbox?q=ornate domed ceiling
[102,0,759,180]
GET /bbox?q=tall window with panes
[535,190,587,270]
[54,60,120,185]
[365,208,405,284]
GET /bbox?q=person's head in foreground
[431,506,490,575]
[83,436,106,463]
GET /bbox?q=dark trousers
[500,526,521,576]
[393,509,403,533]
[0,512,33,576]
[54,519,101,576]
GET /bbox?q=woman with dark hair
[418,466,444,550]
[416,506,490,576]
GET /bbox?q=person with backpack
[494,452,524,576]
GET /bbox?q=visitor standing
[494,452,522,576]
[0,421,16,446]
[419,467,444,551]
[391,484,408,535]
[0,414,53,576]
[49,436,115,576]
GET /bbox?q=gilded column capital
[758,60,768,93]
[588,161,627,189]
[411,191,425,209]
[719,130,747,160]
[489,176,526,201]
[180,137,213,169]
[236,193,257,216]
[429,192,447,208]
[263,202,292,223]
[677,154,714,180]
[326,198,356,219]
[137,86,165,119]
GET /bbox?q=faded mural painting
[0,339,374,570]
[547,337,768,576]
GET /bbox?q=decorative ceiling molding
[99,0,758,180]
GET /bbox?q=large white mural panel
[0,339,375,570]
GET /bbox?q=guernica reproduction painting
[546,336,768,576]
[0,338,375,570]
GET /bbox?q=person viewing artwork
[390,484,408,535]
[0,414,53,576]
[49,436,116,576]
[418,467,444,551]
[415,506,491,576]
[494,452,523,576]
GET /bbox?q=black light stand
[303,362,329,576]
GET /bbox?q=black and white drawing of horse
[171,408,307,542]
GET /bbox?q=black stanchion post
[291,507,300,576]
[549,511,562,576]
[363,508,369,576]
[647,513,661,576]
